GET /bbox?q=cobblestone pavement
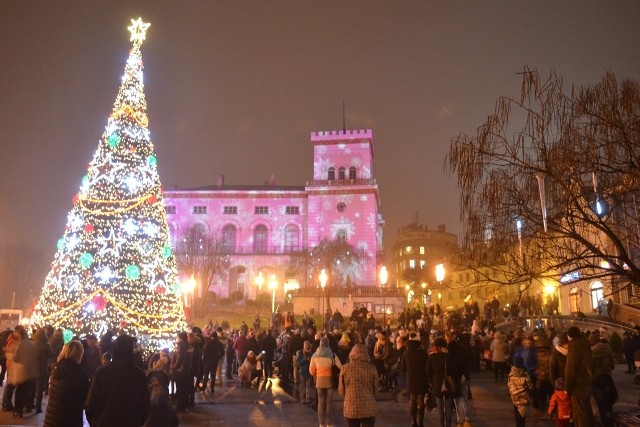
[0,365,638,426]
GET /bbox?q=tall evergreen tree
[31,18,187,352]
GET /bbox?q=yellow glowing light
[128,18,150,43]
[544,284,556,295]
[319,269,328,289]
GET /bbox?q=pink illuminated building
[163,129,385,302]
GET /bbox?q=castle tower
[306,129,384,286]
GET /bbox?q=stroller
[145,370,179,427]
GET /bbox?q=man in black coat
[202,332,225,393]
[260,329,277,383]
[85,335,149,427]
[401,332,429,427]
[445,330,471,427]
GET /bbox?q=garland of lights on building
[30,18,188,352]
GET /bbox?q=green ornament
[56,238,65,250]
[62,329,74,344]
[171,282,180,292]
[126,264,141,280]
[79,252,94,269]
[147,155,157,167]
[162,245,172,259]
[81,175,89,187]
[107,133,120,148]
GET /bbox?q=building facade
[163,129,384,305]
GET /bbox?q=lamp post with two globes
[254,272,264,325]
[268,274,278,315]
[379,266,388,327]
[319,268,328,330]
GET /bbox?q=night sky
[1,2,639,261]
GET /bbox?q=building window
[590,281,604,311]
[223,206,238,214]
[405,246,412,253]
[336,229,347,243]
[409,259,416,269]
[338,167,346,180]
[253,224,268,253]
[165,206,176,214]
[569,287,580,313]
[419,260,425,269]
[337,202,347,212]
[222,224,237,254]
[448,292,453,300]
[349,166,357,179]
[284,224,299,252]
[328,167,335,180]
[254,206,269,214]
[193,206,207,214]
[285,206,300,215]
[419,246,425,255]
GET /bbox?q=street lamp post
[435,263,445,316]
[319,268,328,330]
[255,272,264,327]
[181,275,197,324]
[268,274,278,315]
[379,266,388,327]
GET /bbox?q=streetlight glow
[435,264,445,283]
[379,266,388,326]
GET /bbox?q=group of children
[508,356,571,427]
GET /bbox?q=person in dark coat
[548,333,568,387]
[33,329,53,413]
[401,332,429,427]
[85,334,150,427]
[564,326,594,427]
[44,340,89,427]
[427,337,459,427]
[170,332,193,412]
[201,332,225,392]
[80,334,102,381]
[260,328,278,383]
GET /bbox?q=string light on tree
[30,18,187,354]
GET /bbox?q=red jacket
[548,390,572,420]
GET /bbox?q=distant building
[163,129,385,305]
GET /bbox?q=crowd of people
[0,301,633,427]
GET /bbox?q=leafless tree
[447,67,640,299]
[288,237,368,311]
[175,225,230,316]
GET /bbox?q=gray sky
[1,1,639,260]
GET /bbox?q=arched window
[336,229,347,243]
[222,224,237,254]
[590,281,604,311]
[327,167,335,180]
[349,166,357,180]
[253,224,268,254]
[338,167,346,180]
[188,223,207,254]
[284,224,299,252]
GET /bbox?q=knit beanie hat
[320,337,329,347]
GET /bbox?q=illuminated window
[349,166,357,179]
[338,167,346,180]
[419,246,425,255]
[253,225,268,253]
[285,206,300,215]
[223,206,238,214]
[254,206,269,214]
[409,260,416,269]
[569,287,580,313]
[165,206,176,214]
[222,224,237,254]
[419,260,425,269]
[193,206,207,214]
[405,246,412,253]
[590,281,604,310]
[328,167,335,180]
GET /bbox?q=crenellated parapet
[311,129,373,142]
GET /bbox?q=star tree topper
[128,18,150,43]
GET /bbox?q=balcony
[293,286,406,298]
[174,245,308,256]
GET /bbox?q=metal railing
[306,178,377,187]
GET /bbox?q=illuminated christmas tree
[30,18,188,351]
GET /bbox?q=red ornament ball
[147,195,157,205]
[145,299,152,306]
[155,286,166,295]
[75,320,83,329]
[119,320,127,328]
[72,194,79,204]
[57,301,66,308]
[84,224,94,233]
[48,284,55,290]
[92,295,107,311]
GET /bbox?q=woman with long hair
[310,337,342,427]
[44,340,89,427]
